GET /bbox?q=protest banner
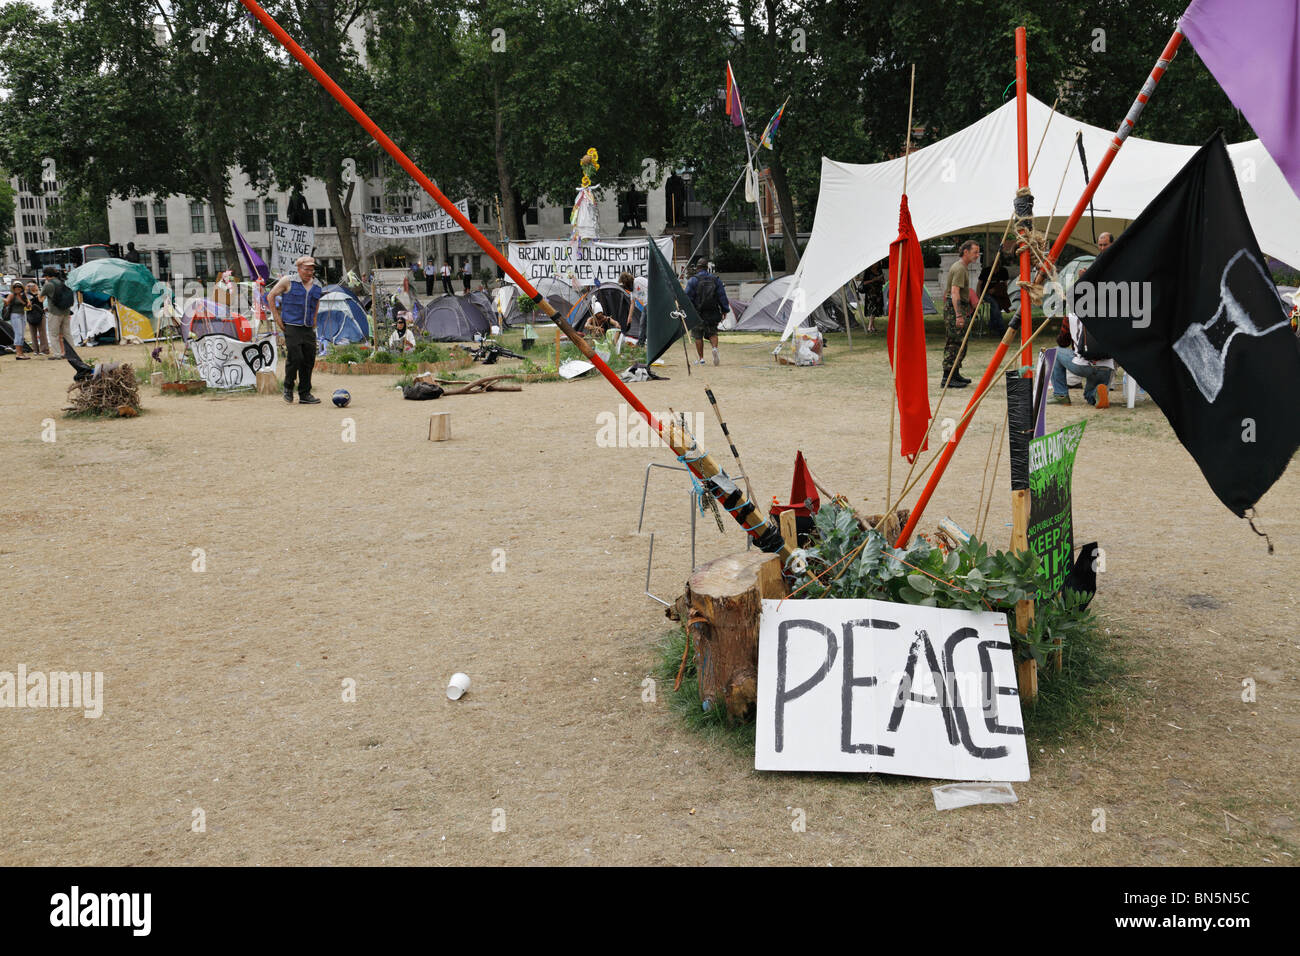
[271,222,314,274]
[1028,421,1086,594]
[506,237,674,288]
[361,200,470,238]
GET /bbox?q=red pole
[1046,29,1185,264]
[894,28,1185,549]
[1015,27,1032,374]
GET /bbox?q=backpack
[50,279,75,311]
[1074,319,1110,361]
[695,274,720,315]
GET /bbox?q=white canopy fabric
[782,94,1300,337]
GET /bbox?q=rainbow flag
[759,97,788,150]
[724,61,744,127]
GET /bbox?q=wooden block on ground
[255,370,278,395]
[428,412,451,441]
[684,550,788,722]
[1017,657,1038,703]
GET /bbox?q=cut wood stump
[428,412,451,441]
[149,371,165,387]
[680,550,787,722]
[255,371,278,395]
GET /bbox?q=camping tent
[416,293,492,341]
[567,284,639,338]
[732,275,844,333]
[182,299,251,341]
[783,94,1300,332]
[317,285,369,345]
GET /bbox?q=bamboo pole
[1012,27,1035,636]
[240,0,791,560]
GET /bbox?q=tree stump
[255,371,278,395]
[682,550,787,722]
[428,412,451,441]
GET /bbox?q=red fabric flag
[724,62,744,127]
[770,450,821,519]
[886,195,931,462]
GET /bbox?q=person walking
[685,260,729,366]
[423,259,436,297]
[267,255,324,404]
[440,260,454,296]
[460,259,473,294]
[40,267,74,359]
[942,240,980,387]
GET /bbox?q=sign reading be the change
[756,598,1029,780]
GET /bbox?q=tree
[47,184,110,246]
[0,172,14,252]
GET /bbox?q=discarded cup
[932,782,1018,811]
[446,672,471,700]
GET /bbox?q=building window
[525,202,538,225]
[315,208,327,228]
[264,199,278,233]
[193,250,208,278]
[212,249,226,273]
[369,195,381,213]
[134,201,149,234]
[402,195,413,215]
[245,200,260,233]
[209,205,219,232]
[328,208,336,227]
[156,250,171,279]
[369,156,381,179]
[153,200,168,234]
[190,201,206,233]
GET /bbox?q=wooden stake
[778,509,798,552]
[1017,657,1038,703]
[1011,487,1034,633]
[428,412,451,441]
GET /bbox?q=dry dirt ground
[0,329,1295,866]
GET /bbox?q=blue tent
[316,285,369,345]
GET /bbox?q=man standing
[40,266,74,360]
[1097,231,1114,252]
[423,259,436,297]
[943,240,980,387]
[440,260,453,295]
[124,241,142,264]
[685,260,729,366]
[460,259,473,294]
[267,255,324,404]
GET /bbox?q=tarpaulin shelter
[416,293,492,341]
[66,258,160,318]
[782,94,1300,333]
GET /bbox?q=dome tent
[733,275,843,333]
[416,294,492,341]
[567,284,639,338]
[316,284,370,345]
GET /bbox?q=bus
[27,243,120,274]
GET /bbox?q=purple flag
[232,220,270,283]
[1181,0,1300,199]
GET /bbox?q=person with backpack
[24,280,49,355]
[685,260,729,366]
[40,266,75,359]
[1048,285,1114,407]
[5,281,29,358]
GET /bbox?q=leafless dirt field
[0,331,1295,866]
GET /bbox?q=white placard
[190,334,277,389]
[756,598,1029,780]
[271,222,315,274]
[507,237,674,288]
[361,201,469,238]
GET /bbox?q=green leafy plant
[790,503,1093,666]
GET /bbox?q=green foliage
[791,503,1092,666]
[712,240,760,273]
[410,342,449,364]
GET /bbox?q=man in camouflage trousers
[943,239,982,387]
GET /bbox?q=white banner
[756,598,1029,780]
[507,237,674,288]
[361,201,469,238]
[271,222,314,274]
[190,334,278,389]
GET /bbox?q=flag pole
[240,0,791,560]
[1015,27,1032,375]
[893,28,1184,549]
[886,63,916,513]
[731,62,774,279]
[1045,28,1185,265]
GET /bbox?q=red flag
[886,195,931,462]
[724,61,744,127]
[770,450,821,519]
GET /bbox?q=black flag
[1073,133,1300,516]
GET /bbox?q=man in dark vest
[267,255,324,404]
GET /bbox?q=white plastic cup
[446,672,471,700]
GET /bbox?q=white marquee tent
[782,94,1300,335]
